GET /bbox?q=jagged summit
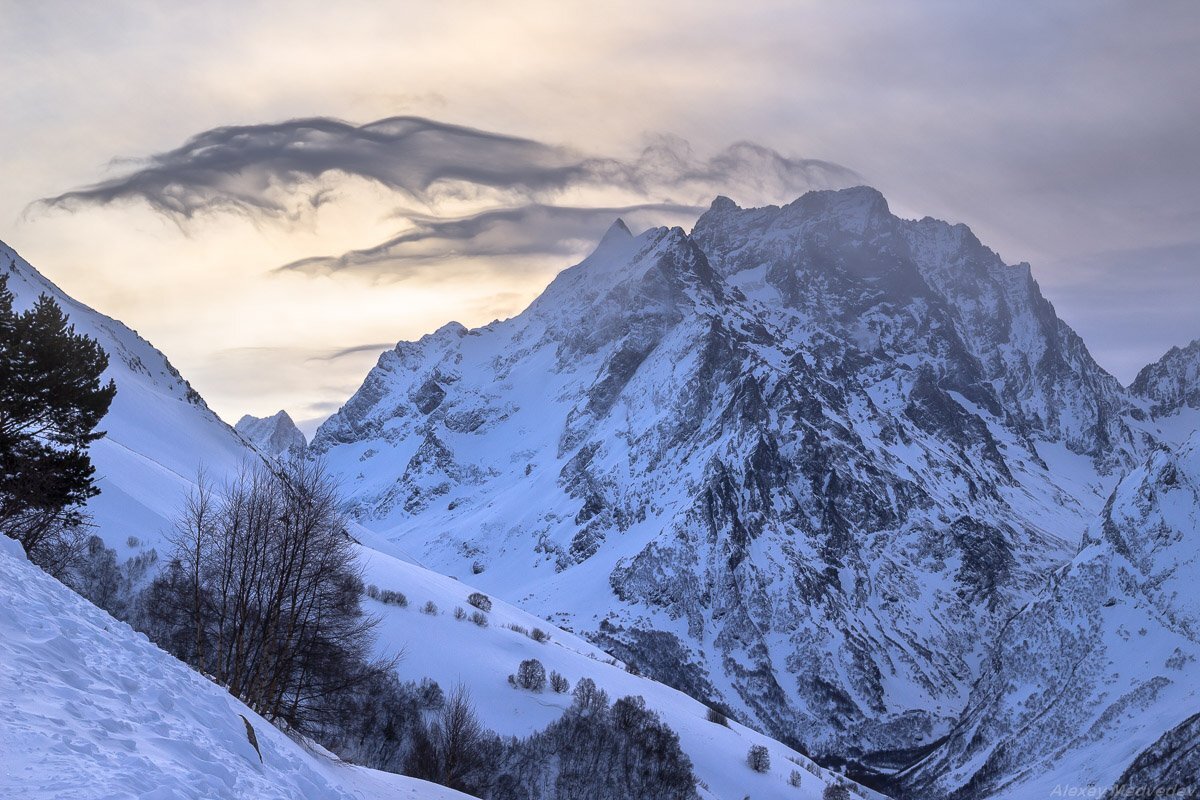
[601,216,633,241]
[707,195,740,213]
[235,409,307,457]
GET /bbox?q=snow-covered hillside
[900,432,1200,798]
[0,534,475,800]
[311,187,1151,758]
[351,526,870,800]
[0,242,252,558]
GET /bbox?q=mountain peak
[782,184,891,223]
[601,217,632,243]
[708,195,740,213]
[235,410,306,457]
[1130,337,1200,415]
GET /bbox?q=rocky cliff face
[900,432,1200,799]
[312,187,1151,757]
[1131,339,1200,417]
[691,188,1141,472]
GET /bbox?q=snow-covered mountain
[899,432,1200,799]
[1131,339,1200,416]
[2,238,863,799]
[311,187,1152,759]
[236,409,307,457]
[691,189,1140,471]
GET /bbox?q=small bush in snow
[380,589,407,607]
[510,658,546,691]
[705,707,729,726]
[126,535,141,548]
[365,584,409,607]
[454,606,467,620]
[506,623,529,635]
[422,600,438,615]
[529,627,549,643]
[470,610,488,627]
[466,591,492,612]
[471,560,485,574]
[789,769,803,787]
[747,744,770,773]
[549,671,570,693]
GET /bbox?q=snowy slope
[351,532,875,800]
[900,432,1200,798]
[0,241,253,555]
[311,188,1151,757]
[0,534,476,800]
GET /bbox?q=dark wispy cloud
[278,202,701,276]
[38,116,859,220]
[305,342,395,361]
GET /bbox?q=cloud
[305,342,394,361]
[278,202,701,277]
[38,116,860,220]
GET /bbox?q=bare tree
[153,458,382,730]
[407,685,493,793]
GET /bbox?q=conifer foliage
[0,275,115,570]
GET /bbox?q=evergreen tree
[0,274,115,568]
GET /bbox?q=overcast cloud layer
[1,0,1197,425]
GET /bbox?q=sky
[1,1,1197,433]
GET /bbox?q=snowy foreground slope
[0,534,474,800]
[1,239,865,799]
[901,432,1200,798]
